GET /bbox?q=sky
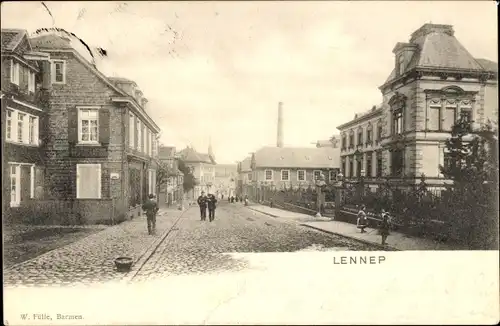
[1,1,497,164]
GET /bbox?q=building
[158,145,183,206]
[337,23,498,187]
[236,156,252,197]
[213,164,237,198]
[1,29,50,221]
[18,32,161,223]
[178,145,216,198]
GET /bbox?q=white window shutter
[34,117,39,145]
[30,165,35,198]
[97,164,102,199]
[10,60,14,82]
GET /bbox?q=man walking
[197,191,208,221]
[207,194,218,222]
[142,194,159,235]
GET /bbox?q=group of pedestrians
[356,204,391,245]
[197,191,218,222]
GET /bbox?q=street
[3,202,375,287]
[132,201,375,282]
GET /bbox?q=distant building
[158,145,183,205]
[337,23,497,187]
[214,164,237,198]
[246,146,340,201]
[236,157,252,197]
[178,145,216,198]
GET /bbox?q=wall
[42,50,124,201]
[253,168,339,188]
[483,82,498,124]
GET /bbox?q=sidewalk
[3,207,187,287]
[247,204,467,251]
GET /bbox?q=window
[10,60,20,85]
[376,152,383,177]
[460,100,473,122]
[393,108,403,135]
[6,110,13,140]
[28,71,36,93]
[9,163,37,207]
[10,164,20,207]
[5,109,38,145]
[429,102,441,131]
[313,170,322,180]
[377,124,383,142]
[297,170,305,181]
[341,135,346,150]
[349,132,354,148]
[248,173,252,181]
[76,164,101,199]
[78,108,99,143]
[398,54,405,76]
[357,129,363,145]
[329,170,336,181]
[341,159,346,176]
[443,103,457,131]
[29,116,37,144]
[281,170,290,181]
[141,124,145,153]
[137,119,142,151]
[51,60,66,84]
[367,128,372,144]
[391,149,405,176]
[356,157,362,177]
[348,159,353,178]
[17,113,25,142]
[366,154,372,177]
[265,170,273,181]
[129,114,135,148]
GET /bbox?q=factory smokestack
[277,102,284,148]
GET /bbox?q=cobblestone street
[3,202,376,287]
[132,202,376,282]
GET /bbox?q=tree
[177,159,198,193]
[439,112,499,249]
[155,159,178,196]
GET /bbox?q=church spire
[208,136,214,157]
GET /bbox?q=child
[378,209,391,245]
[356,205,368,233]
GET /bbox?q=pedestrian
[356,205,369,233]
[244,195,249,206]
[197,191,208,221]
[235,196,239,203]
[142,194,159,235]
[378,209,391,245]
[207,194,218,222]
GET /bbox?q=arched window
[366,123,373,145]
[348,130,354,149]
[357,127,363,146]
[341,133,347,150]
[389,93,406,135]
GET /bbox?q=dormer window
[397,54,405,76]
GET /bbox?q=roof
[1,29,26,51]
[475,58,498,73]
[240,156,252,172]
[253,146,340,169]
[384,24,494,84]
[108,77,138,86]
[158,146,176,159]
[179,147,215,164]
[30,34,74,50]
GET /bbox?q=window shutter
[68,107,78,144]
[99,108,110,144]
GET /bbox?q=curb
[121,208,190,282]
[246,207,280,218]
[299,224,400,251]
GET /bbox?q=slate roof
[179,147,215,164]
[1,29,26,51]
[253,146,340,169]
[30,34,74,50]
[383,24,496,84]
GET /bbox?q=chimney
[277,102,284,148]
